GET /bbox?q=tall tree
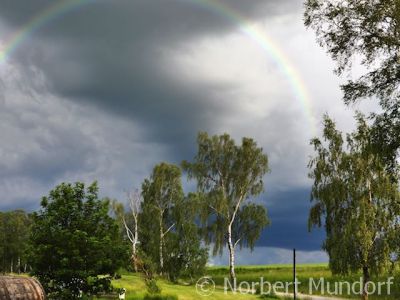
[182,132,270,280]
[140,163,208,280]
[304,0,400,170]
[112,190,142,272]
[125,190,141,272]
[140,163,184,275]
[308,114,400,300]
[30,182,128,299]
[304,0,400,107]
[163,193,208,282]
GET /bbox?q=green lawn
[100,264,400,300]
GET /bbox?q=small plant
[134,251,162,295]
[145,278,161,295]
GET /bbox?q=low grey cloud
[0,62,167,209]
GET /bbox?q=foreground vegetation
[98,273,267,300]
[94,264,400,300]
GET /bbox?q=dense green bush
[29,182,128,299]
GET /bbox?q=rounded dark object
[0,276,45,300]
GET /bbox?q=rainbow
[0,0,316,134]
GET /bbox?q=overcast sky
[0,0,380,264]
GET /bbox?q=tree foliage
[140,163,207,280]
[304,0,400,107]
[305,0,400,183]
[29,182,128,299]
[140,163,184,275]
[182,132,270,280]
[370,105,400,177]
[163,194,208,282]
[112,190,142,272]
[309,114,400,299]
[0,210,31,274]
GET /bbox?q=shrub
[145,278,161,295]
[29,182,128,299]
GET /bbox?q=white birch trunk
[227,224,236,281]
[159,215,164,273]
[124,189,142,272]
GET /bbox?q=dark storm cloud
[0,76,165,211]
[0,0,296,32]
[0,0,331,255]
[0,0,300,158]
[258,189,325,251]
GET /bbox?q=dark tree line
[0,210,31,274]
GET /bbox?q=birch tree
[118,189,142,272]
[140,163,184,275]
[304,0,400,107]
[304,0,400,171]
[182,132,270,281]
[308,114,400,300]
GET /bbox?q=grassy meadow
[100,273,277,300]
[97,264,400,300]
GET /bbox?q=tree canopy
[140,163,207,281]
[305,0,400,209]
[30,182,128,299]
[308,114,400,299]
[305,0,400,107]
[182,132,270,280]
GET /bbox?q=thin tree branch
[162,223,175,237]
[123,216,135,244]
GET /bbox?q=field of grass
[99,264,400,300]
[208,264,400,300]
[98,273,280,300]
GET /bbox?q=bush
[29,182,128,299]
[145,278,161,295]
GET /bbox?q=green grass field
[101,273,278,300]
[97,264,400,300]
